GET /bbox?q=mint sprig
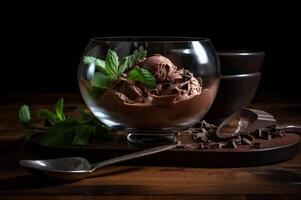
[35,98,65,123]
[83,48,149,89]
[128,68,157,89]
[18,98,112,146]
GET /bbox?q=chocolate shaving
[193,132,208,143]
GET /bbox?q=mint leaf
[118,56,132,76]
[37,109,58,121]
[133,49,147,63]
[55,98,65,121]
[41,119,80,146]
[137,49,147,60]
[91,72,112,88]
[105,49,119,78]
[42,129,74,146]
[95,59,106,69]
[19,105,31,126]
[83,56,107,75]
[128,68,156,88]
[72,125,96,145]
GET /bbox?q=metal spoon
[19,144,177,181]
[216,108,301,139]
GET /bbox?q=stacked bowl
[205,50,265,123]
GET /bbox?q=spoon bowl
[20,157,93,181]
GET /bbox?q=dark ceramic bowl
[204,72,261,123]
[218,51,265,75]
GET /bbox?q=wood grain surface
[0,93,301,199]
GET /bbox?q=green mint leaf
[41,129,74,146]
[128,68,156,89]
[41,119,80,146]
[86,117,112,140]
[55,98,65,121]
[19,105,31,126]
[137,48,147,60]
[118,49,147,76]
[95,59,106,69]
[94,125,113,140]
[118,56,132,76]
[91,72,112,88]
[72,125,96,145]
[83,56,95,65]
[105,49,119,78]
[77,106,91,121]
[83,56,107,75]
[37,109,58,121]
[133,49,147,63]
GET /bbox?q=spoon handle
[91,144,177,171]
[278,124,301,133]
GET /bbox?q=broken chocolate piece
[184,143,200,150]
[198,143,207,149]
[253,142,262,149]
[193,132,208,143]
[225,140,237,148]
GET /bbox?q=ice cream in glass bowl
[78,37,220,144]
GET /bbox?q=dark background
[1,3,300,99]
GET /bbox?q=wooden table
[1,94,301,200]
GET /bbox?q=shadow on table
[0,174,61,191]
[0,166,142,191]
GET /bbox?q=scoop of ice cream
[136,54,177,82]
[110,54,203,105]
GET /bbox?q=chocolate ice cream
[110,54,203,105]
[136,54,178,82]
[93,54,215,130]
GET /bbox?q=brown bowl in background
[218,51,265,75]
[204,72,261,123]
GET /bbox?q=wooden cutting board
[25,133,300,167]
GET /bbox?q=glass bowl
[78,37,220,143]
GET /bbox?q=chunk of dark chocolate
[252,142,262,149]
[225,140,237,148]
[193,132,208,143]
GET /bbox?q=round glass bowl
[78,37,220,143]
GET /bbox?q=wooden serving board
[25,133,300,167]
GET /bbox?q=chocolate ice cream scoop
[137,54,177,82]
